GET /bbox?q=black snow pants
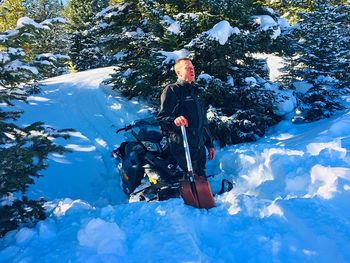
[169,142,207,177]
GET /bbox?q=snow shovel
[179,125,216,209]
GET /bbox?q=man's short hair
[174,57,191,72]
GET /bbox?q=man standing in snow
[157,58,215,178]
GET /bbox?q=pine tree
[23,0,64,22]
[69,29,105,70]
[0,0,26,31]
[256,0,347,23]
[0,18,71,237]
[96,0,173,97]
[276,2,350,123]
[63,0,108,70]
[97,0,290,146]
[32,17,71,77]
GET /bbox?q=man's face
[176,60,195,83]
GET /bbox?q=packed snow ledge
[1,67,350,262]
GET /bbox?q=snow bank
[78,218,126,255]
[1,67,349,262]
[53,198,94,216]
[308,165,350,199]
[15,228,37,244]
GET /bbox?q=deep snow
[1,68,350,263]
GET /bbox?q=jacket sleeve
[203,107,214,149]
[157,86,180,132]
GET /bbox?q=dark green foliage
[254,0,347,23]
[63,0,108,70]
[0,20,72,237]
[0,197,46,238]
[200,78,282,146]
[276,2,349,122]
[32,19,71,78]
[1,17,70,80]
[99,1,173,98]
[292,85,348,123]
[69,29,105,71]
[96,0,290,146]
[23,0,64,22]
[201,0,255,25]
[94,1,142,59]
[63,0,107,31]
[0,101,72,238]
[291,4,350,83]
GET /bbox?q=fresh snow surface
[96,3,130,18]
[251,15,281,39]
[1,67,350,262]
[41,17,67,25]
[205,20,240,45]
[16,17,44,29]
[277,17,291,30]
[252,53,285,82]
[158,49,190,64]
[4,59,39,75]
[163,15,181,35]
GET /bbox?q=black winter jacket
[157,79,214,149]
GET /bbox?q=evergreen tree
[63,0,108,70]
[254,0,345,23]
[69,29,105,70]
[186,18,285,145]
[23,0,64,22]
[96,1,168,95]
[97,0,289,146]
[32,17,71,77]
[0,18,71,237]
[276,2,350,123]
[63,0,104,31]
[0,0,26,31]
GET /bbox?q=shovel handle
[181,125,193,173]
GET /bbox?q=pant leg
[192,146,206,177]
[170,142,206,177]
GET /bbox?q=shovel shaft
[179,126,216,209]
[181,125,193,173]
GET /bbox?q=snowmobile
[113,117,184,202]
[113,117,233,206]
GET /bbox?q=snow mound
[77,218,126,255]
[308,165,350,199]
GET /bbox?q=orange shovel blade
[180,176,216,209]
